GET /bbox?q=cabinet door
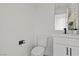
[70,47,79,56]
[69,38,79,56]
[53,43,68,56]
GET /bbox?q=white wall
[0,3,55,56]
[55,3,69,14]
[34,4,55,34]
[0,3,36,56]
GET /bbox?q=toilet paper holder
[19,40,25,45]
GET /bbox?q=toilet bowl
[31,34,48,56]
[31,46,45,56]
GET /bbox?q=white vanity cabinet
[53,34,79,56]
[69,46,79,56]
[53,43,68,56]
[53,35,69,56]
[68,37,79,56]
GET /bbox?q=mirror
[55,3,68,31]
[55,13,67,30]
[55,3,79,34]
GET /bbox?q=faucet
[64,28,67,34]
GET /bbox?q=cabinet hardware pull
[66,47,68,55]
[70,48,72,56]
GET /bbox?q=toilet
[31,46,45,56]
[31,34,48,56]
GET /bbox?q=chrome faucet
[64,28,67,34]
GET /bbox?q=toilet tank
[37,34,53,56]
[37,34,48,47]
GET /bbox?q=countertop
[53,33,79,39]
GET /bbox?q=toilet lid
[31,46,45,56]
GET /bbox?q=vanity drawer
[53,37,68,44]
[69,38,79,47]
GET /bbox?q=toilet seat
[31,46,45,56]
